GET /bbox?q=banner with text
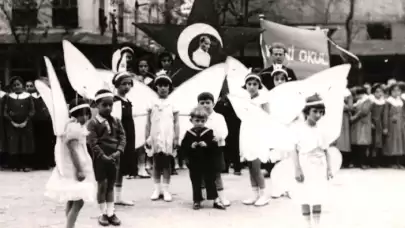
[260,20,330,79]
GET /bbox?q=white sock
[106,202,115,217]
[115,186,122,202]
[99,203,106,215]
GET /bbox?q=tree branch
[345,0,355,50]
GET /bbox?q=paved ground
[0,168,404,228]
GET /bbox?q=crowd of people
[337,79,405,170]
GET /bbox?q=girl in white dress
[293,94,333,228]
[45,98,96,228]
[145,74,180,202]
[239,73,270,207]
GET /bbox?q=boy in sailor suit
[181,106,226,210]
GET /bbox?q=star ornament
[134,0,262,87]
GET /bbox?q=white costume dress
[45,119,96,202]
[239,94,271,162]
[294,121,328,205]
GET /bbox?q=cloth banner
[260,19,330,79]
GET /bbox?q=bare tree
[0,0,50,45]
[345,0,355,50]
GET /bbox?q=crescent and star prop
[134,0,262,87]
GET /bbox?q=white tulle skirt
[45,168,97,203]
[292,155,328,205]
[239,120,271,163]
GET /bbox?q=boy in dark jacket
[87,89,126,226]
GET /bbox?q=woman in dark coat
[26,80,55,169]
[3,76,35,171]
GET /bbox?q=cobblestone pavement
[0,168,404,228]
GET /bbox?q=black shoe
[193,202,202,210]
[108,214,121,226]
[234,171,241,176]
[98,214,109,226]
[171,170,178,175]
[213,201,226,210]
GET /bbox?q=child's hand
[191,142,198,148]
[111,151,120,161]
[295,168,304,183]
[173,138,179,148]
[199,141,207,147]
[327,168,333,180]
[383,129,388,135]
[76,171,86,182]
[102,154,114,163]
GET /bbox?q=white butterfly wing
[34,80,56,134]
[228,95,273,162]
[44,57,69,136]
[167,63,227,115]
[63,40,105,100]
[127,80,159,148]
[225,57,251,97]
[96,69,115,92]
[267,81,307,125]
[167,63,226,140]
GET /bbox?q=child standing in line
[383,83,405,169]
[145,73,180,202]
[111,72,136,206]
[45,98,96,228]
[198,92,230,207]
[293,94,334,228]
[87,89,126,226]
[370,83,385,167]
[350,86,372,169]
[240,73,270,207]
[181,106,226,210]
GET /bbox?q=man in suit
[260,42,298,90]
[192,36,211,68]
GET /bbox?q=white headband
[69,103,90,114]
[271,68,288,77]
[154,75,172,84]
[305,100,324,107]
[245,74,262,83]
[114,71,132,83]
[121,47,134,54]
[95,92,114,101]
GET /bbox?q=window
[367,23,392,40]
[10,54,37,83]
[52,0,78,28]
[12,0,38,27]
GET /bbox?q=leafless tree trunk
[345,0,355,50]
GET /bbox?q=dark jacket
[87,115,126,159]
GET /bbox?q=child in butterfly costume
[39,57,96,228]
[111,71,136,206]
[239,73,270,207]
[145,73,180,202]
[45,98,96,228]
